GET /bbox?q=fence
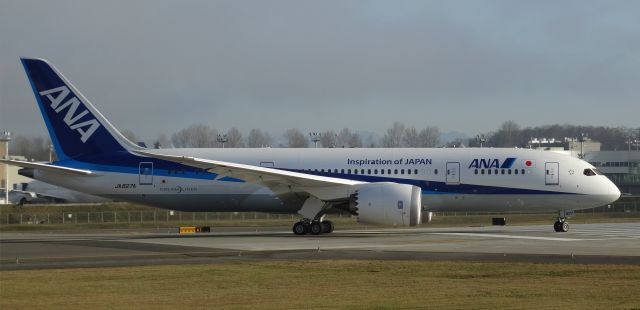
[0,211,348,225]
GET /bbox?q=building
[528,137,601,158]
[585,151,640,196]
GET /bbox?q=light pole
[216,134,228,149]
[309,132,321,148]
[475,135,486,148]
[578,133,587,159]
[1,131,11,205]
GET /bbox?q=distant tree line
[470,121,639,150]
[9,122,638,161]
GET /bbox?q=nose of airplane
[607,180,621,203]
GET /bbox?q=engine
[351,182,422,227]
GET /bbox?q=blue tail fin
[21,58,139,160]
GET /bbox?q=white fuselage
[33,147,620,213]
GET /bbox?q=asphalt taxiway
[1,223,639,270]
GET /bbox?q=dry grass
[1,260,639,309]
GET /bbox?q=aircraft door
[545,162,559,185]
[446,162,460,185]
[260,162,275,168]
[139,162,154,185]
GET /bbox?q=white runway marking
[433,233,586,241]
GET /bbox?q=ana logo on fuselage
[468,158,516,169]
[39,86,100,143]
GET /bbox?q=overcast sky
[1,0,639,142]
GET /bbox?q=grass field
[1,260,639,309]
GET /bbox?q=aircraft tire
[322,220,334,234]
[309,221,323,235]
[293,221,307,235]
[561,221,569,232]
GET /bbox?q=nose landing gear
[553,219,569,232]
[553,210,574,232]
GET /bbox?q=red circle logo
[525,160,533,167]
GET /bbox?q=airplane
[1,58,621,234]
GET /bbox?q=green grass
[1,260,639,309]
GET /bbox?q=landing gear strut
[553,210,574,232]
[292,219,334,235]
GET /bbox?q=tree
[348,133,363,148]
[418,126,440,147]
[283,128,308,148]
[333,128,363,148]
[154,134,170,149]
[336,128,352,148]
[403,127,420,147]
[319,130,337,148]
[10,135,52,161]
[226,127,244,148]
[381,122,405,147]
[171,124,218,148]
[445,138,467,148]
[247,129,272,147]
[490,121,521,147]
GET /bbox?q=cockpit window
[583,169,596,176]
[593,168,604,175]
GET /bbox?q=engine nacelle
[352,182,422,227]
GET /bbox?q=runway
[1,223,639,270]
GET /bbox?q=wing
[133,150,365,199]
[0,159,95,176]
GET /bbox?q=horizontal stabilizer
[0,159,95,176]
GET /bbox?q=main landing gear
[553,210,574,232]
[292,220,334,235]
[293,196,336,235]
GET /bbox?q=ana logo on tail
[40,86,101,143]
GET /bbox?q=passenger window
[474,169,478,175]
[434,169,438,175]
[381,169,385,175]
[414,169,418,175]
[374,169,378,174]
[521,169,525,175]
[354,169,358,175]
[514,169,518,175]
[488,169,492,175]
[361,169,365,174]
[394,169,398,174]
[495,169,499,175]
[501,169,505,175]
[348,169,351,174]
[321,169,325,173]
[388,169,391,174]
[508,169,512,175]
[407,169,411,175]
[401,169,405,174]
[341,169,344,174]
[481,169,485,175]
